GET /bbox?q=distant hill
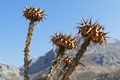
[0,63,23,80]
[1,38,120,80]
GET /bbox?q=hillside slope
[27,39,120,80]
[0,63,23,80]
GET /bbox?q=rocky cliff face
[0,63,23,80]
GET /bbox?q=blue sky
[0,0,120,67]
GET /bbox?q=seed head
[23,6,45,22]
[62,55,73,64]
[77,19,108,44]
[51,33,77,49]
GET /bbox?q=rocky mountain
[1,38,119,80]
[27,38,120,80]
[0,63,23,80]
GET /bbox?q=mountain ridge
[27,38,120,80]
[0,38,120,80]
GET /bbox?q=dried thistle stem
[23,6,45,80]
[48,33,77,80]
[24,21,35,80]
[62,38,90,80]
[46,47,65,80]
[62,19,108,80]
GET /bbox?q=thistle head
[62,55,73,64]
[51,33,77,49]
[23,6,45,22]
[77,19,108,44]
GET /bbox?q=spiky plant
[51,33,77,56]
[47,33,77,80]
[23,6,45,80]
[51,33,77,65]
[62,19,108,80]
